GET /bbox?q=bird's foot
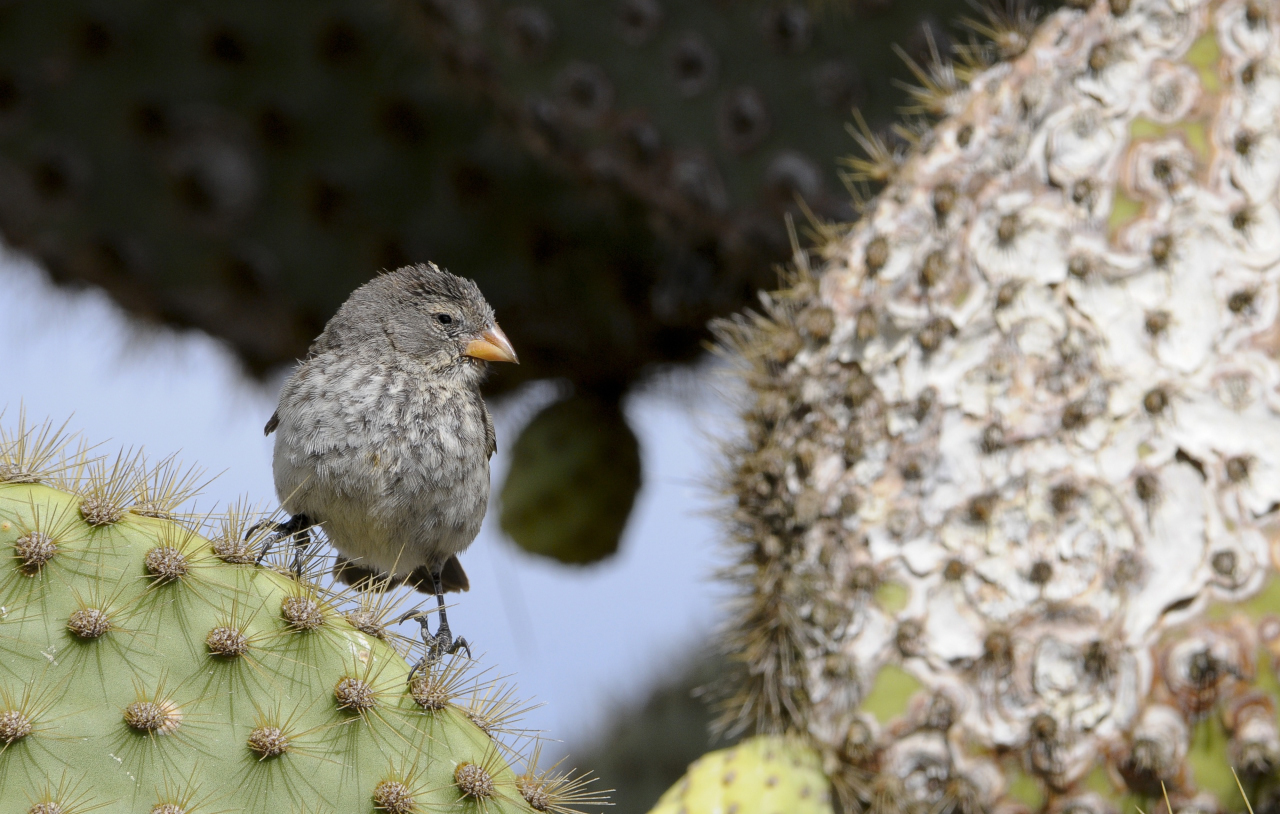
[433,623,472,661]
[400,608,472,684]
[249,513,315,578]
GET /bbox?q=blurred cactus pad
[0,0,963,383]
[0,414,607,813]
[0,0,975,568]
[648,736,834,814]
[500,394,641,565]
[710,0,1280,810]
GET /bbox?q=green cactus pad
[499,395,641,566]
[0,418,601,814]
[647,736,833,814]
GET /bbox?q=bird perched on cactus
[263,262,518,664]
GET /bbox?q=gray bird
[260,263,518,663]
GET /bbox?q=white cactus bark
[717,0,1280,809]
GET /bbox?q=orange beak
[464,324,519,364]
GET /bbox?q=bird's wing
[403,558,470,593]
[332,556,390,591]
[265,333,331,437]
[439,555,470,592]
[483,405,496,459]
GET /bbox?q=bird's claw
[249,514,314,578]
[432,628,471,661]
[401,608,472,684]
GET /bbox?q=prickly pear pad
[648,736,833,814]
[0,476,542,813]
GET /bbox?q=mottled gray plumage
[267,263,515,596]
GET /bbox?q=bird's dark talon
[400,606,439,685]
[447,637,471,659]
[250,513,315,577]
[249,522,278,566]
[407,657,427,685]
[397,608,432,627]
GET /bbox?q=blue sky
[0,241,736,762]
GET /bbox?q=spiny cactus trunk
[714,0,1280,811]
[0,414,605,814]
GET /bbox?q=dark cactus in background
[0,0,966,566]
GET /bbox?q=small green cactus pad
[0,419,603,814]
[499,395,641,565]
[646,736,833,814]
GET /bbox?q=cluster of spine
[714,0,1280,811]
[0,412,606,814]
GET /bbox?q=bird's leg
[249,513,315,578]
[399,568,471,684]
[428,567,471,661]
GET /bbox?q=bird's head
[334,263,518,382]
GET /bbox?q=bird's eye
[436,313,453,325]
